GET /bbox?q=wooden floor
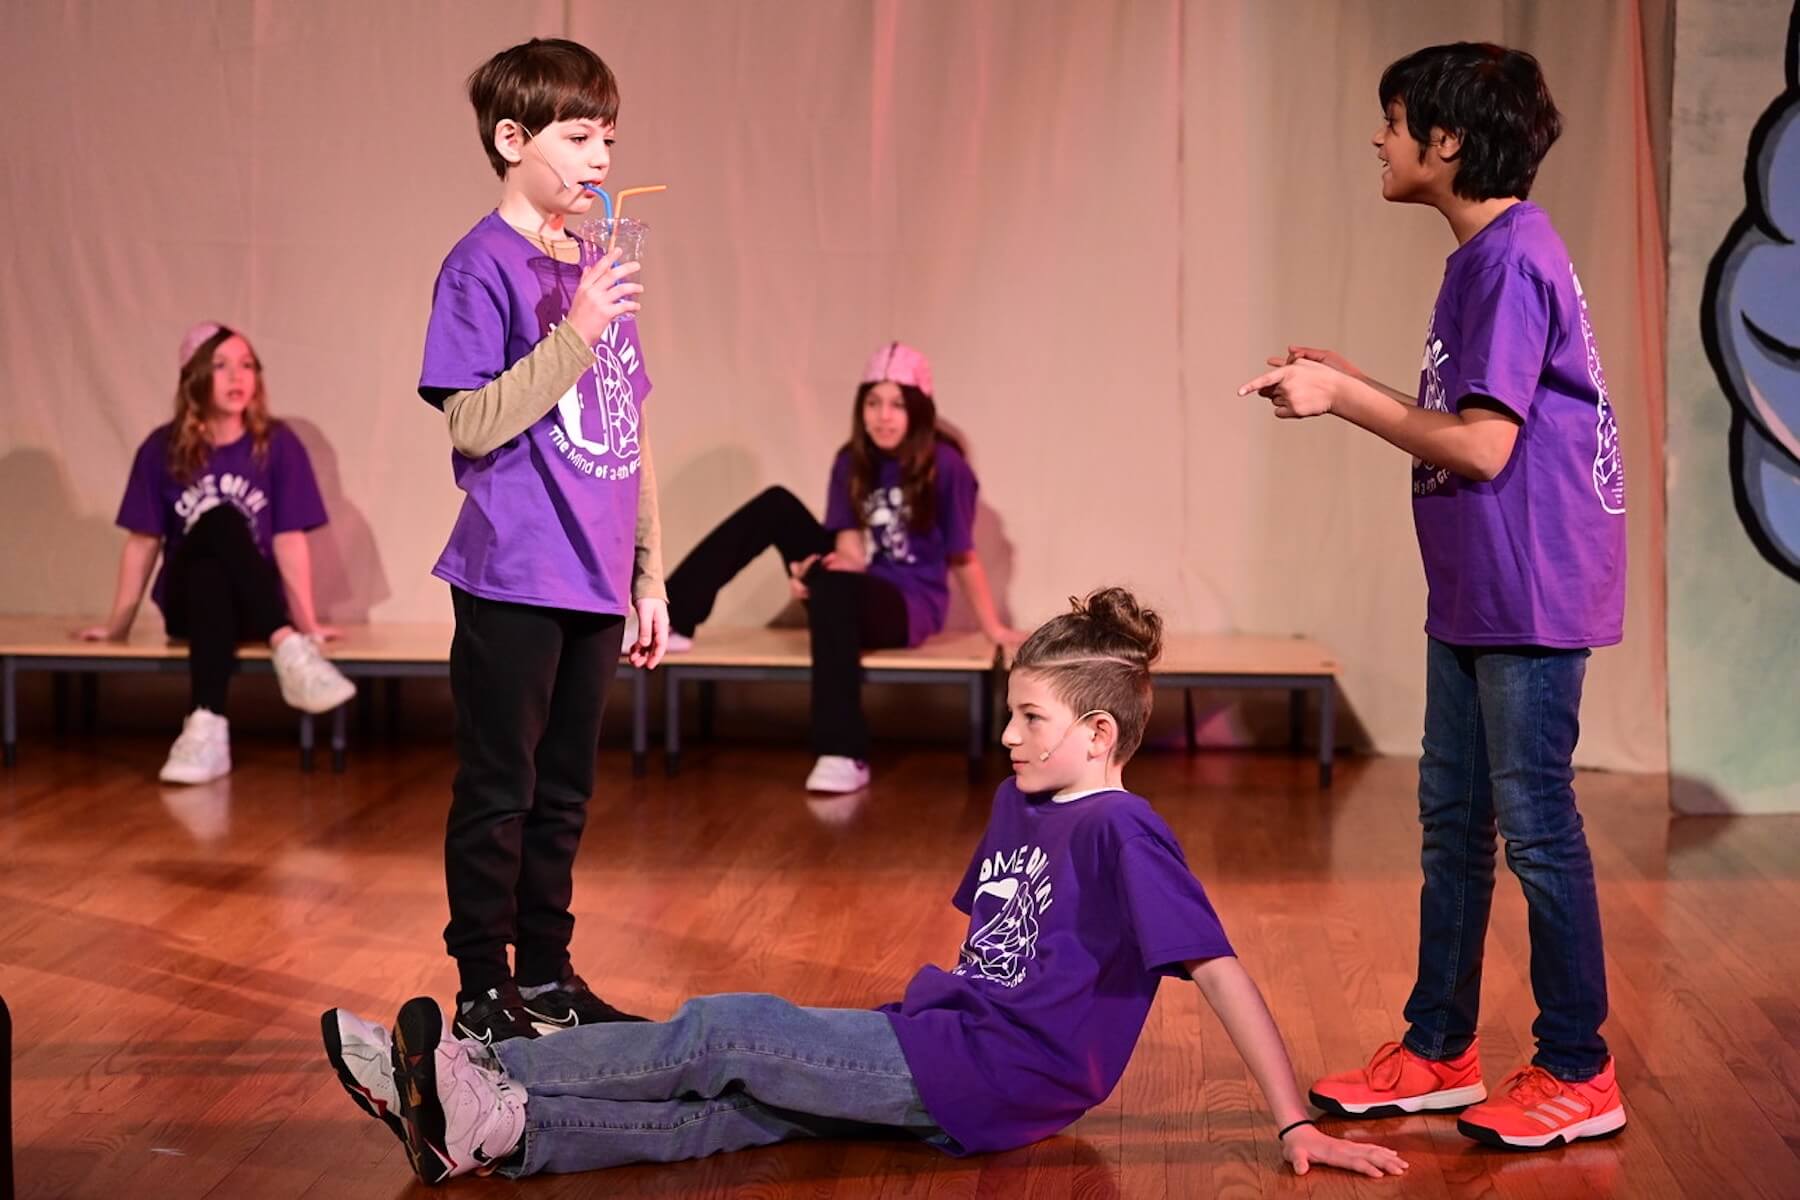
[2,736,1796,1200]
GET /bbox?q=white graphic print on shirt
[861,485,915,564]
[954,844,1055,988]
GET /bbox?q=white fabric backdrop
[0,0,1669,769]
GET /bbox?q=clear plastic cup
[576,216,649,274]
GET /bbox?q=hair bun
[1071,587,1163,667]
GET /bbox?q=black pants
[445,586,624,999]
[665,486,910,759]
[161,505,290,714]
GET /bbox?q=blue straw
[583,184,613,221]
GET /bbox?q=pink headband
[861,341,933,397]
[178,321,228,367]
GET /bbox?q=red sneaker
[1457,1059,1626,1149]
[1309,1040,1487,1118]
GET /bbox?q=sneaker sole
[319,1009,405,1145]
[282,678,357,715]
[1309,1082,1488,1118]
[453,1015,540,1044]
[520,1002,648,1036]
[1458,1104,1627,1150]
[393,996,455,1185]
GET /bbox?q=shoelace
[1498,1065,1566,1107]
[170,728,215,763]
[1363,1041,1409,1089]
[292,643,329,678]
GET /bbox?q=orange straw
[608,186,668,253]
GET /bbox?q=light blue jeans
[492,992,948,1175]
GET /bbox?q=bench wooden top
[0,617,1334,678]
[1153,633,1338,679]
[0,618,998,672]
[665,626,1000,672]
[0,617,454,663]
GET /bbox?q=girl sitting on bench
[77,322,355,784]
[662,343,1018,794]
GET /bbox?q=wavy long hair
[844,381,963,532]
[167,327,273,484]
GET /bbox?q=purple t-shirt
[823,440,978,646]
[419,211,652,614]
[1412,202,1626,647]
[115,422,327,610]
[880,780,1234,1155]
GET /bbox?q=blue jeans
[1401,638,1610,1082]
[492,993,947,1175]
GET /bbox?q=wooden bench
[1153,634,1340,787]
[660,627,1002,777]
[2,617,1339,785]
[0,617,654,776]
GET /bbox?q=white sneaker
[272,633,356,714]
[805,755,871,794]
[666,631,694,653]
[159,709,231,784]
[392,996,527,1183]
[321,1008,405,1146]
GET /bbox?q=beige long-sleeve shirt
[440,285,665,603]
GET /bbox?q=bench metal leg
[3,657,15,767]
[630,669,648,778]
[332,705,349,773]
[664,671,683,776]
[1317,681,1336,789]
[1184,688,1197,753]
[299,713,315,772]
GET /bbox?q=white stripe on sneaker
[1486,1104,1627,1148]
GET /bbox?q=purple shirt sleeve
[1456,264,1553,422]
[115,433,168,537]
[419,266,508,399]
[823,449,856,531]
[1116,835,1235,976]
[938,446,978,557]
[269,426,329,534]
[949,835,989,915]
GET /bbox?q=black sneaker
[454,983,541,1045]
[520,973,648,1034]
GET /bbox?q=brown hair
[845,382,964,533]
[467,38,620,178]
[167,327,273,485]
[1012,588,1164,763]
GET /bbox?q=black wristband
[1277,1118,1315,1142]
